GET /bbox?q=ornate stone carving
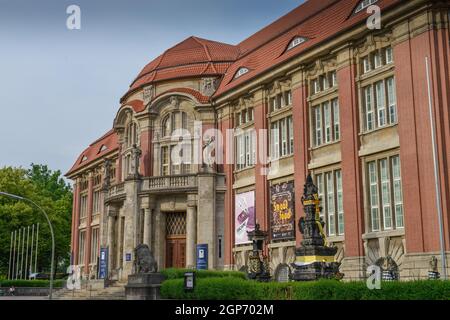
[143,85,155,106]
[128,144,142,180]
[291,174,341,281]
[102,158,111,190]
[201,77,218,97]
[134,244,158,273]
[170,96,180,109]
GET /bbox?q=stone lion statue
[134,244,158,274]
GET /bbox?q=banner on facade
[196,244,208,270]
[99,247,108,279]
[235,191,255,245]
[270,181,295,240]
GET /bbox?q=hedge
[161,278,450,300]
[161,268,246,280]
[0,280,65,288]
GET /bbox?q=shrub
[0,279,65,288]
[161,268,246,280]
[160,277,450,300]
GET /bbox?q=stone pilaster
[186,194,198,269]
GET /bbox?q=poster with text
[270,182,295,240]
[235,191,255,245]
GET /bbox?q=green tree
[0,164,73,277]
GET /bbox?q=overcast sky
[0,0,305,175]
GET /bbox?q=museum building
[66,0,450,282]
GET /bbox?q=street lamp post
[0,191,55,299]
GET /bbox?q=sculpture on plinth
[247,223,271,282]
[291,174,341,281]
[428,256,440,280]
[125,244,165,300]
[134,244,158,274]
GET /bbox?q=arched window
[287,36,307,51]
[159,110,191,176]
[354,0,378,13]
[161,111,188,137]
[234,67,249,79]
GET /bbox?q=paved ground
[0,296,48,300]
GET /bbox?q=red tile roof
[214,0,402,97]
[66,129,119,177]
[152,87,211,104]
[122,36,240,101]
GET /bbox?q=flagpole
[425,56,447,280]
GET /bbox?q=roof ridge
[236,0,341,59]
[192,36,213,61]
[89,129,116,146]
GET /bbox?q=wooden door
[165,238,186,268]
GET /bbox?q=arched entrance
[165,212,186,268]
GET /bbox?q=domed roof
[124,36,240,100]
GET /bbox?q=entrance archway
[165,212,186,268]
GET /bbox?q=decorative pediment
[234,95,254,111]
[268,79,292,96]
[353,32,393,56]
[306,58,337,78]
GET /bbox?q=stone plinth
[125,273,165,300]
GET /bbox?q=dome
[124,36,240,99]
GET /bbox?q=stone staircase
[52,281,126,300]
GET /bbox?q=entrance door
[166,238,186,268]
[165,212,186,268]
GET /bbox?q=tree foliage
[0,164,72,277]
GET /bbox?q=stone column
[107,206,118,277]
[186,195,198,269]
[143,208,153,248]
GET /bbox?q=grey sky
[0,0,305,174]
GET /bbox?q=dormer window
[99,145,107,153]
[287,36,307,51]
[81,155,88,163]
[354,0,378,14]
[234,67,249,79]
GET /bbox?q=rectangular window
[270,116,294,160]
[287,91,292,105]
[161,146,169,176]
[270,122,279,160]
[363,77,397,132]
[321,75,329,90]
[387,77,397,124]
[392,156,404,228]
[80,194,88,219]
[326,172,335,236]
[363,57,371,73]
[324,102,332,143]
[78,231,86,265]
[375,81,386,127]
[374,51,382,69]
[385,47,393,64]
[280,118,288,156]
[332,72,338,87]
[368,161,380,231]
[336,170,345,235]
[90,228,99,264]
[93,190,101,215]
[314,106,322,147]
[367,155,404,232]
[380,159,392,229]
[315,169,344,236]
[288,116,294,154]
[333,99,340,141]
[236,130,256,170]
[364,86,374,131]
